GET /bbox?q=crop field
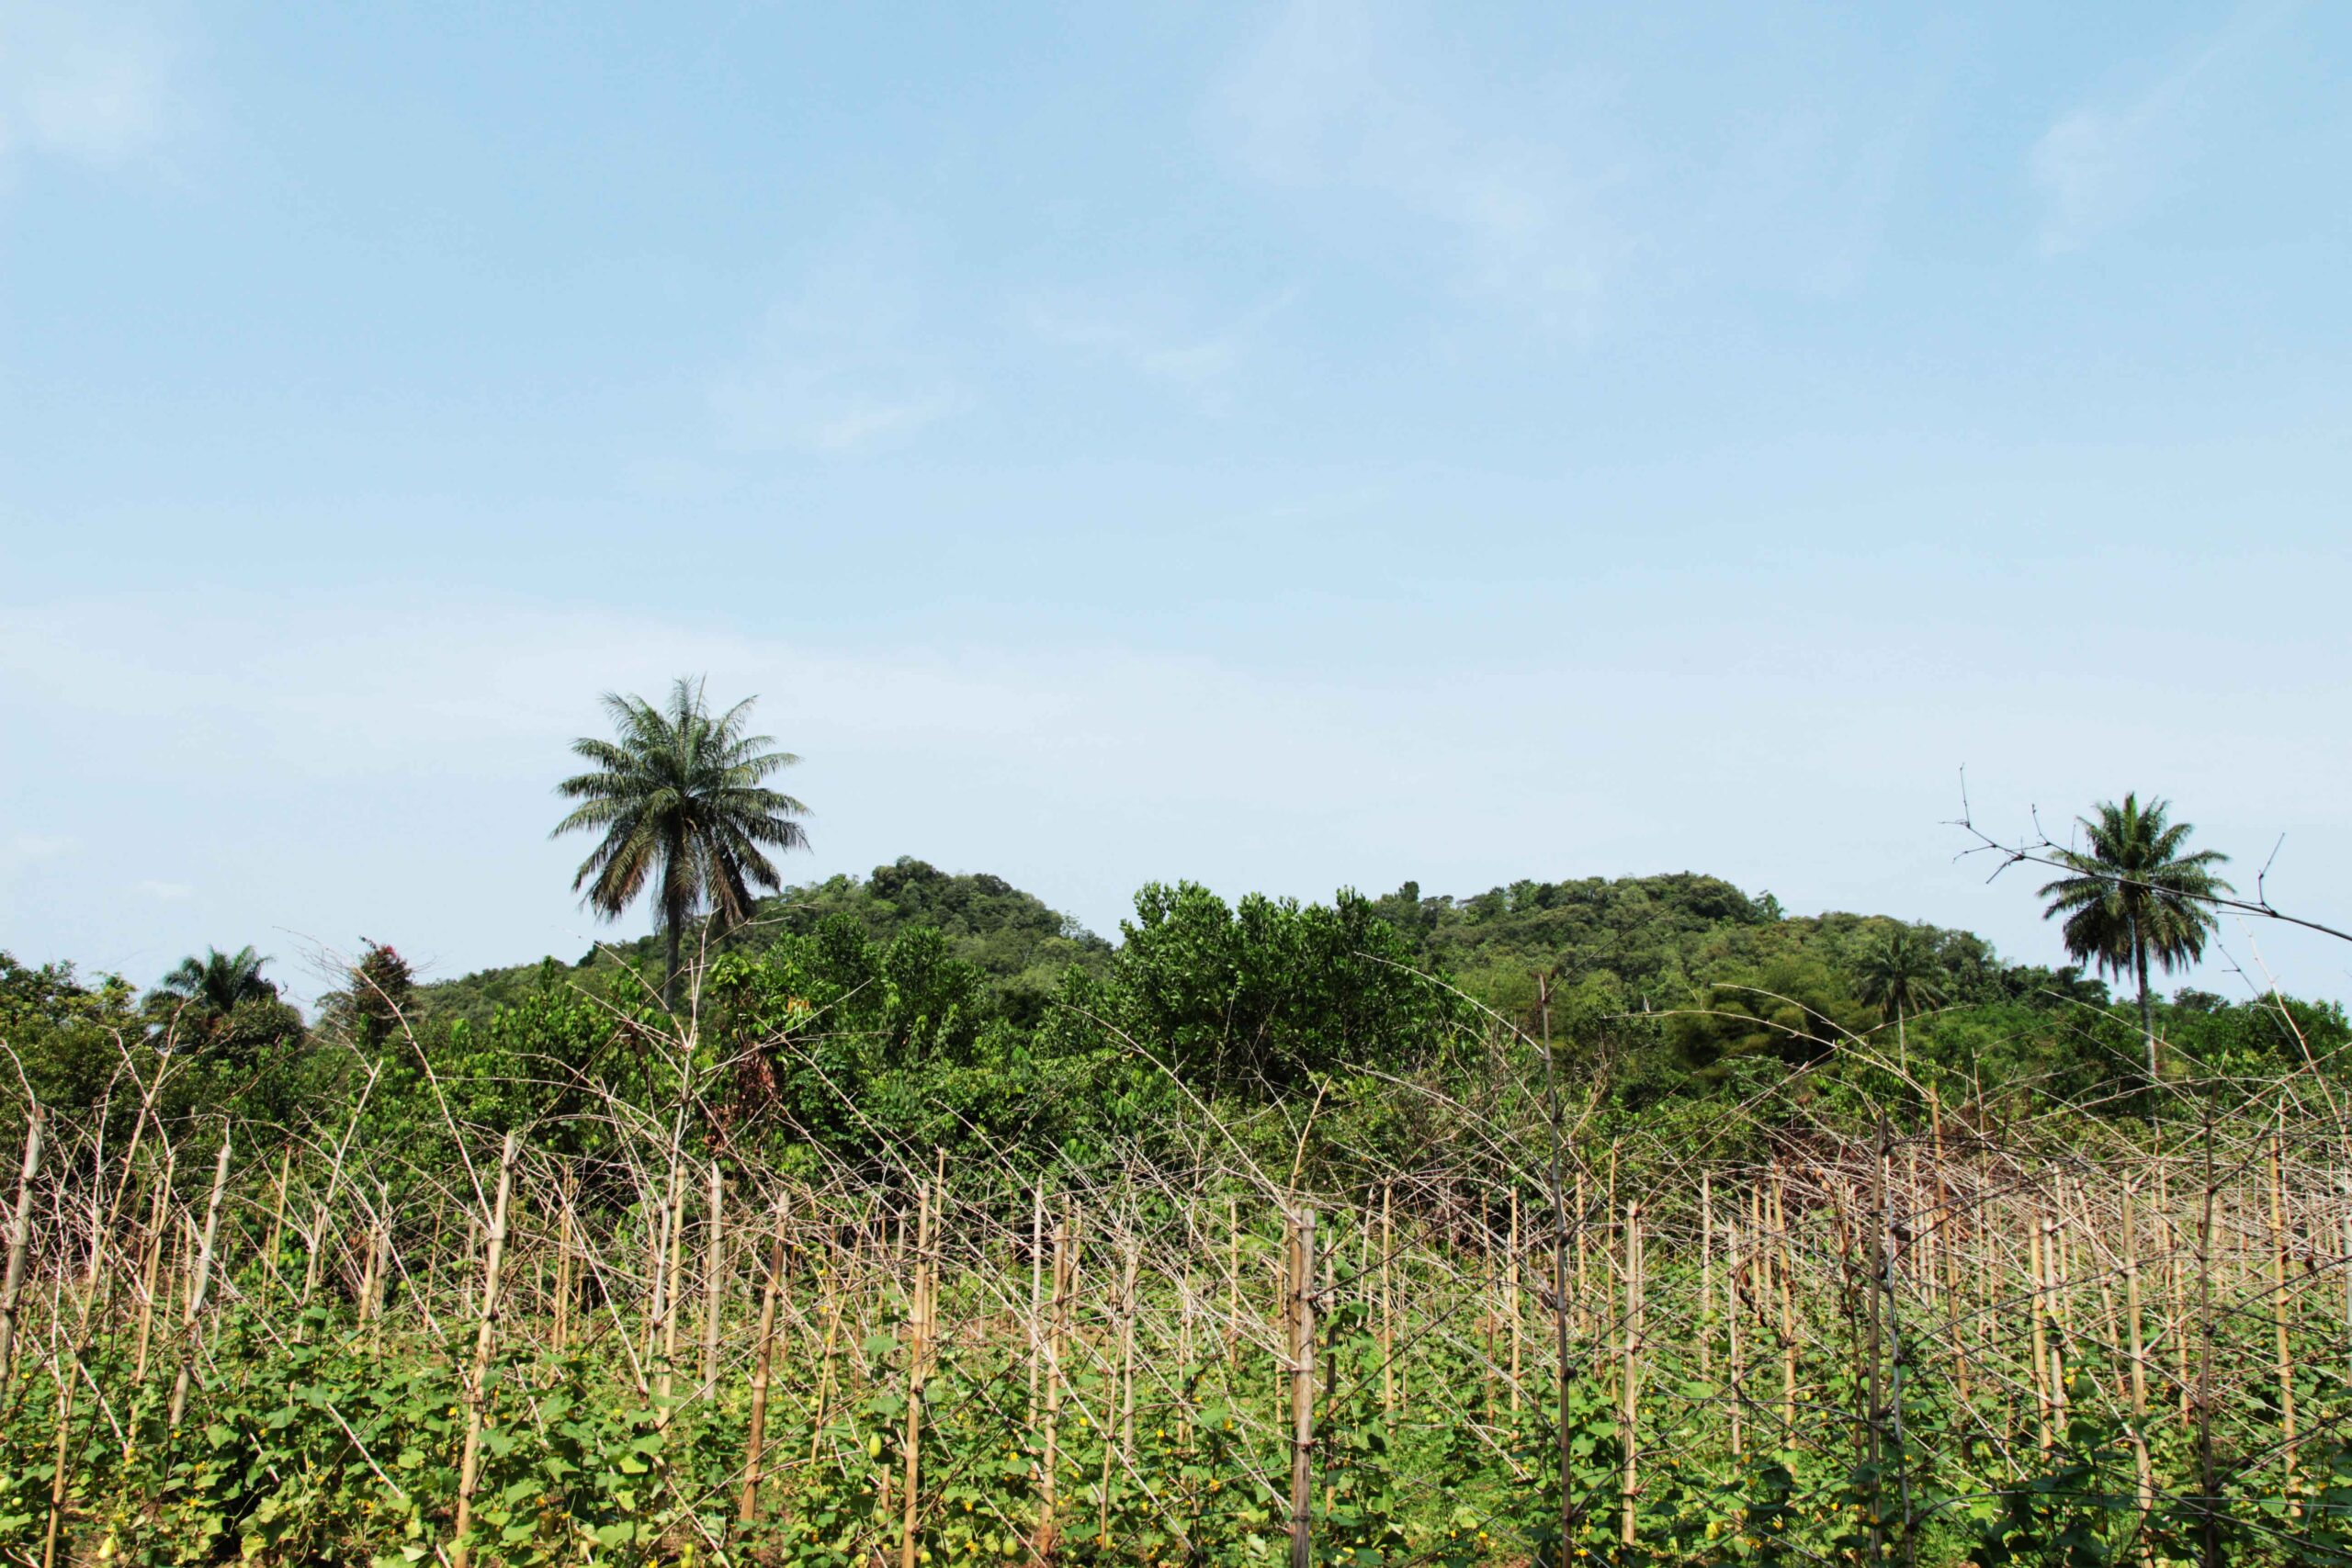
[1,1053,2347,1568]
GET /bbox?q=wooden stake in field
[740,1195,790,1525]
[1508,1189,1522,1416]
[1726,1217,1745,1459]
[42,1342,75,1568]
[1380,1181,1396,1423]
[450,1131,518,1568]
[1119,1229,1140,1461]
[1038,1206,1069,1562]
[130,1153,173,1388]
[553,1175,576,1355]
[657,1159,688,1423]
[2030,1211,2053,1458]
[900,1178,934,1568]
[1774,1171,1797,1443]
[261,1144,290,1306]
[701,1159,726,1396]
[809,1243,844,1466]
[167,1135,232,1430]
[2269,1121,2298,1504]
[1621,1201,1642,1549]
[1226,1195,1241,1370]
[0,1106,45,1385]
[1700,1172,1714,1380]
[2122,1180,2154,1563]
[1287,1207,1317,1568]
[1028,1184,1046,1420]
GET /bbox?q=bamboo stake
[1727,1217,1745,1458]
[450,1131,518,1568]
[1775,1173,1797,1442]
[131,1154,172,1388]
[1621,1201,1642,1549]
[2030,1212,2053,1457]
[1226,1196,1240,1369]
[166,1136,232,1430]
[1575,1168,1589,1340]
[740,1200,790,1524]
[1479,1193,1495,1420]
[1037,1207,1069,1562]
[42,1354,73,1568]
[1119,1231,1140,1461]
[657,1158,687,1422]
[809,1254,843,1465]
[900,1179,933,1568]
[701,1160,725,1396]
[368,1183,392,1348]
[553,1178,575,1355]
[261,1144,290,1306]
[2270,1122,2297,1502]
[2045,1209,2069,1437]
[1288,1208,1316,1568]
[1380,1182,1396,1422]
[1028,1184,1046,1420]
[2343,1209,2352,1403]
[1700,1171,1714,1380]
[1508,1189,1522,1415]
[643,1158,679,1376]
[0,1106,45,1384]
[2123,1181,2154,1563]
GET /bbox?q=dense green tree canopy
[3,839,2340,1180]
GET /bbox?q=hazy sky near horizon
[4,1,2350,1006]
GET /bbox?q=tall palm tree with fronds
[157,945,277,1017]
[2038,793,2233,1087]
[552,678,810,1009]
[1855,924,1949,1071]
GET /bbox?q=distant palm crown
[552,677,810,941]
[2037,793,2233,980]
[157,944,277,1015]
[1854,925,1947,1019]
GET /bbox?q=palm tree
[2038,793,2233,1087]
[552,677,810,1009]
[1854,924,1949,1071]
[157,945,277,1018]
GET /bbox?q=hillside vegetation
[6,856,2337,1175]
[4,854,2349,1564]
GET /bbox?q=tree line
[0,681,2333,1178]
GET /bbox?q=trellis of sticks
[1,1005,2348,1568]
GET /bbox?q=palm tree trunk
[2136,940,2157,1088]
[665,912,682,1013]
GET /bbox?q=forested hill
[9,855,2344,1166]
[420,856,1114,1029]
[421,858,2109,1036]
[1364,872,2115,1029]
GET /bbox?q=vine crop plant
[2,1007,2349,1567]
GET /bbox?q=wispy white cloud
[2030,0,2300,255]
[0,1,175,171]
[134,878,191,902]
[1209,0,1624,333]
[709,218,967,456]
[1023,288,1297,409]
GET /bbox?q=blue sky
[4,0,2349,1005]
